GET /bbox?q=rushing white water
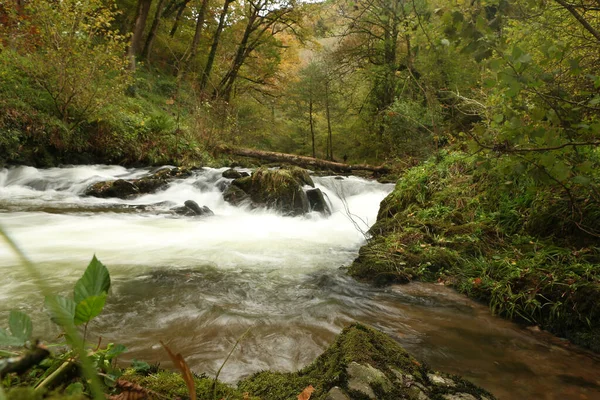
[1,165,600,400]
[0,165,393,375]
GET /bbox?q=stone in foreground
[238,323,495,400]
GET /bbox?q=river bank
[350,151,600,352]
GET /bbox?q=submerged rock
[84,167,191,199]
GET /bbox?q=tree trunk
[309,95,315,158]
[325,80,334,161]
[141,0,167,61]
[216,16,256,101]
[169,0,190,37]
[184,0,210,70]
[217,146,390,173]
[129,0,153,70]
[201,0,235,91]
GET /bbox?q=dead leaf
[297,385,315,400]
[160,341,196,400]
[107,379,148,400]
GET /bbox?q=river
[0,165,598,399]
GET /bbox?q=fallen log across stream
[217,146,390,174]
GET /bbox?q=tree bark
[325,80,333,161]
[129,0,153,69]
[169,0,191,37]
[141,0,167,61]
[214,12,256,99]
[309,95,316,158]
[217,146,390,173]
[201,0,235,91]
[185,0,210,69]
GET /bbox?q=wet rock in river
[223,184,250,205]
[306,188,331,215]
[222,168,249,179]
[84,167,191,199]
[223,167,311,216]
[85,178,140,198]
[172,200,214,216]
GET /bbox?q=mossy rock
[224,167,311,216]
[238,323,495,400]
[84,167,191,199]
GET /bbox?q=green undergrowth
[0,58,211,167]
[119,369,257,400]
[350,151,600,351]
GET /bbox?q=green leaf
[551,161,571,182]
[131,359,151,373]
[572,176,591,186]
[65,382,84,396]
[106,343,127,360]
[0,328,24,347]
[506,82,521,98]
[45,295,76,327]
[483,78,496,88]
[578,161,594,174]
[489,58,503,72]
[517,53,532,64]
[74,255,111,304]
[74,294,107,325]
[9,310,32,343]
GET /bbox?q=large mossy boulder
[84,167,191,199]
[238,323,495,400]
[223,166,314,216]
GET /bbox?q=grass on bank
[350,151,600,351]
[0,55,219,168]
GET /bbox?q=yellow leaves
[298,385,315,400]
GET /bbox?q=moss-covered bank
[350,152,600,351]
[238,323,493,400]
[2,324,494,399]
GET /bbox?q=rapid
[0,165,599,399]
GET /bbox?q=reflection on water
[0,165,599,400]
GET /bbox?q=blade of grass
[0,225,105,400]
[213,328,250,400]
